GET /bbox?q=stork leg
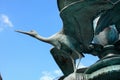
[69,50,83,80]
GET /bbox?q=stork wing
[60,0,113,52]
[57,0,80,11]
[50,47,74,76]
[95,11,113,35]
[95,1,120,34]
[57,0,65,11]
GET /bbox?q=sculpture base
[60,56,120,80]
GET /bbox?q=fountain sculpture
[16,0,120,80]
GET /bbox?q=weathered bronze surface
[16,0,120,80]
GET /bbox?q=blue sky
[0,0,98,80]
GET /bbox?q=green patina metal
[59,0,120,79]
[88,65,120,80]
[16,0,120,80]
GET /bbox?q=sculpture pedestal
[85,56,120,80]
[61,56,120,80]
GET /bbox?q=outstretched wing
[95,11,113,35]
[50,48,74,76]
[95,1,120,34]
[60,0,113,52]
[57,0,80,11]
[57,0,64,11]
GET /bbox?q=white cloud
[78,63,86,68]
[0,14,13,31]
[39,63,86,80]
[40,71,54,80]
[54,70,62,75]
[40,70,62,80]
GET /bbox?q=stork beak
[15,30,29,34]
[15,30,36,37]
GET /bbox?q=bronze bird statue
[16,30,84,76]
[95,0,120,35]
[59,0,113,52]
[16,30,83,76]
[16,0,113,76]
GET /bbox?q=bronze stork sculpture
[16,0,116,78]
